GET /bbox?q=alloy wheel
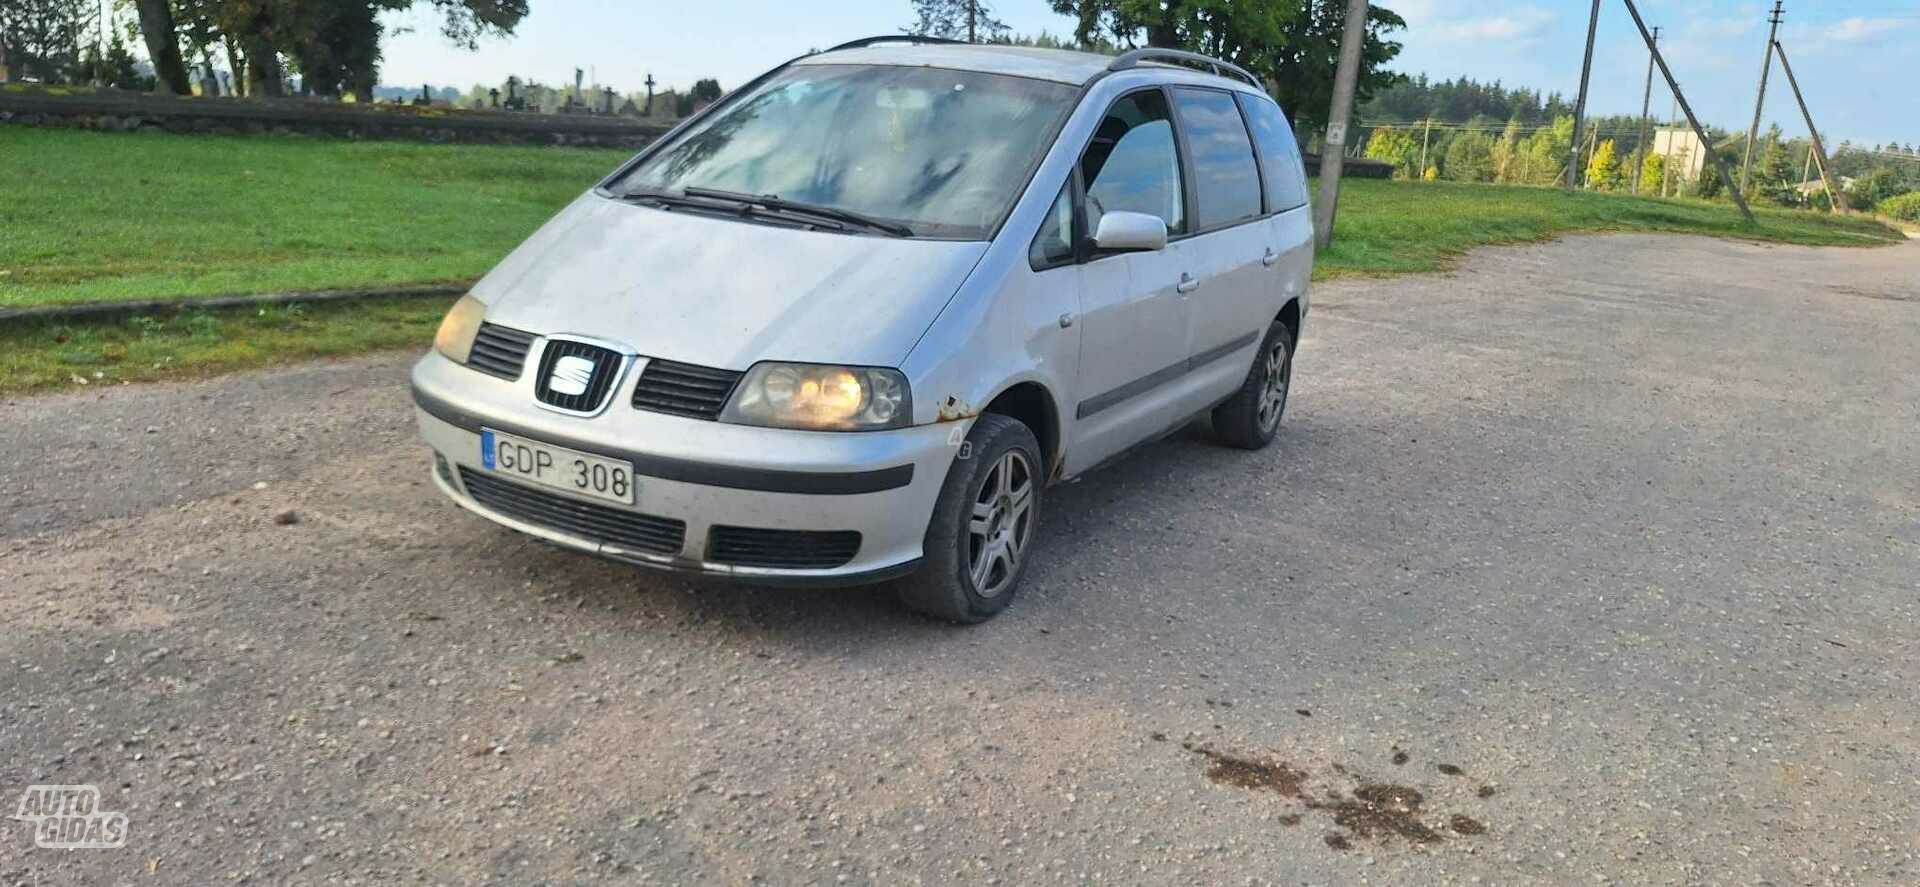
[966,450,1035,598]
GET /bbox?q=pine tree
[1756,127,1797,206]
[1586,139,1624,192]
[1640,152,1665,196]
[1445,131,1497,183]
[1492,118,1523,183]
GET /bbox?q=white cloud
[1393,3,1558,47]
[1776,15,1914,55]
[1825,17,1909,43]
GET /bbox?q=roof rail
[824,34,970,53]
[1106,48,1261,89]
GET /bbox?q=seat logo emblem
[549,355,596,397]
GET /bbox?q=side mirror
[1091,211,1168,252]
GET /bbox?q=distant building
[1795,175,1854,196]
[1650,128,1707,182]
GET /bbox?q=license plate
[481,429,635,506]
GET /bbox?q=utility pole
[1313,0,1371,250]
[1566,0,1603,190]
[1740,1,1785,195]
[1622,0,1755,223]
[1772,39,1840,212]
[1632,26,1661,194]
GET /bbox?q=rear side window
[1080,90,1187,236]
[1236,93,1309,212]
[1170,88,1262,229]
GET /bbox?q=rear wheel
[1211,319,1294,450]
[896,414,1043,623]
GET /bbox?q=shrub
[1877,191,1920,222]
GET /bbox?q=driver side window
[1080,90,1187,237]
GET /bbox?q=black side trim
[414,386,915,496]
[1191,330,1261,369]
[1075,330,1259,420]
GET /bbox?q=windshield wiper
[680,187,916,237]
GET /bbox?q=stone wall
[1301,153,1396,179]
[0,84,671,149]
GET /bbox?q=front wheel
[895,414,1043,623]
[1211,319,1294,450]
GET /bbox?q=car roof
[793,44,1124,86]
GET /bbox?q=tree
[690,77,722,104]
[133,0,192,93]
[1754,127,1797,206]
[1491,118,1523,183]
[1047,0,1406,128]
[1586,139,1623,192]
[1516,115,1573,186]
[1444,130,1496,183]
[137,0,526,100]
[80,31,148,89]
[1639,151,1664,196]
[1847,167,1904,211]
[992,29,1117,52]
[0,0,89,83]
[908,0,1009,43]
[1362,126,1420,179]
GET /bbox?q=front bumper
[411,351,965,585]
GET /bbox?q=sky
[376,0,1920,147]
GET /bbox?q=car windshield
[612,64,1079,240]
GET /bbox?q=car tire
[896,413,1044,624]
[1211,319,1294,450]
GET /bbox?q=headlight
[720,362,911,431]
[434,295,488,364]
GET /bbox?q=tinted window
[1080,90,1186,236]
[613,65,1078,239]
[1029,182,1075,268]
[1171,88,1261,228]
[1237,92,1309,211]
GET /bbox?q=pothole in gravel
[1190,745,1495,852]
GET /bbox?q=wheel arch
[1276,297,1302,340]
[979,381,1063,483]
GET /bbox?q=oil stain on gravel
[1190,744,1492,851]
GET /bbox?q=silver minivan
[413,37,1313,622]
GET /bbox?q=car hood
[472,193,990,369]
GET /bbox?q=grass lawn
[0,128,1904,396]
[1316,177,1905,278]
[0,298,448,395]
[0,127,630,308]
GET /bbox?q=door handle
[1176,272,1200,294]
[1261,248,1279,267]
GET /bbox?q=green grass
[0,298,447,395]
[0,127,630,308]
[1314,177,1905,279]
[0,128,1904,396]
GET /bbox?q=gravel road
[3,233,1916,885]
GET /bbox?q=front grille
[632,358,743,420]
[459,468,685,555]
[533,340,625,414]
[708,526,862,569]
[467,323,536,380]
